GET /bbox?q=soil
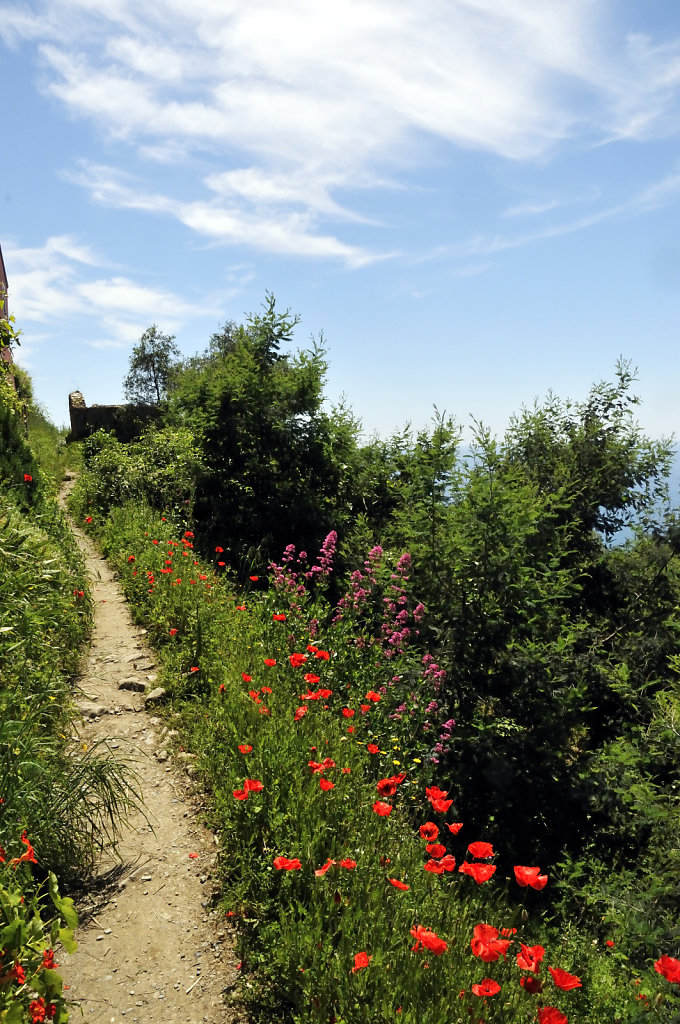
[59,480,244,1024]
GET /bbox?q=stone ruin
[67,391,161,443]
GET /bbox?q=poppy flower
[315,859,335,876]
[315,650,330,660]
[426,786,448,802]
[294,707,308,721]
[238,744,253,754]
[426,843,446,858]
[424,859,445,874]
[340,858,357,869]
[249,575,259,581]
[40,949,57,970]
[189,852,199,859]
[342,708,355,718]
[273,856,302,870]
[373,801,393,816]
[367,743,380,754]
[458,861,496,883]
[360,704,372,714]
[655,955,680,984]
[471,979,501,997]
[10,832,37,868]
[264,658,276,667]
[169,628,178,635]
[215,546,224,553]
[128,555,135,563]
[319,778,335,791]
[537,1009,567,1024]
[351,951,371,973]
[516,944,545,972]
[244,779,263,792]
[410,925,447,956]
[548,966,582,990]
[12,964,26,984]
[388,878,409,891]
[520,976,543,994]
[605,940,615,948]
[261,685,272,694]
[233,789,248,800]
[471,924,512,962]
[24,474,33,482]
[447,822,463,834]
[439,854,457,871]
[514,865,548,890]
[304,673,321,686]
[307,644,318,653]
[430,798,453,813]
[273,613,286,622]
[419,822,439,841]
[242,673,252,682]
[468,841,494,859]
[364,691,382,702]
[289,653,307,667]
[377,778,398,797]
[85,516,93,523]
[347,726,355,733]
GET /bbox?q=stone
[119,678,146,693]
[144,687,167,705]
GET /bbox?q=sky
[1,0,679,445]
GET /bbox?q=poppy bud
[521,908,529,922]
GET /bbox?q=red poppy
[360,704,372,713]
[249,575,259,581]
[537,1009,567,1024]
[273,613,286,622]
[264,658,277,666]
[410,925,447,956]
[238,744,253,754]
[347,726,355,733]
[273,856,302,870]
[128,555,135,562]
[307,644,318,652]
[520,976,543,994]
[468,841,494,859]
[424,859,445,874]
[340,858,357,869]
[388,878,409,891]
[315,859,335,876]
[426,843,446,858]
[304,673,321,685]
[242,673,252,682]
[471,923,513,962]
[655,955,680,984]
[40,949,57,970]
[373,801,393,816]
[367,743,380,754]
[215,546,224,553]
[233,789,248,800]
[244,779,263,792]
[377,778,398,797]
[289,653,307,667]
[516,944,545,972]
[514,865,548,890]
[351,951,371,973]
[605,940,615,948]
[458,861,496,883]
[10,832,37,868]
[315,650,330,660]
[438,855,457,871]
[447,822,463,834]
[294,706,308,721]
[23,474,32,482]
[430,797,453,813]
[319,778,335,791]
[364,690,382,702]
[426,785,448,802]
[12,964,26,984]
[342,708,355,718]
[85,516,93,523]
[169,628,178,635]
[419,822,439,841]
[261,685,272,694]
[471,979,501,997]
[548,966,582,990]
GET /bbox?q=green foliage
[123,324,180,405]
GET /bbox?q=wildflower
[219,684,226,693]
[410,925,447,956]
[273,613,286,622]
[471,924,513,962]
[29,999,46,1023]
[605,940,615,948]
[235,603,245,609]
[289,653,307,667]
[447,822,463,834]
[537,1009,568,1024]
[516,944,545,972]
[190,666,199,673]
[377,778,398,797]
[233,789,248,800]
[520,976,544,993]
[424,859,445,874]
[40,949,57,970]
[85,515,93,523]
[471,978,501,997]
[23,474,32,482]
[169,628,178,635]
[249,575,259,581]
[426,842,446,858]
[364,690,382,702]
[128,555,135,562]
[315,650,330,660]
[419,822,439,841]
[548,966,582,990]
[351,951,371,973]
[315,859,335,876]
[655,955,680,984]
[273,856,302,870]
[468,841,494,859]
[373,801,393,816]
[430,797,453,813]
[342,708,355,718]
[264,658,277,666]
[458,861,496,883]
[215,546,224,553]
[514,865,548,890]
[244,779,263,793]
[304,673,321,685]
[319,778,335,791]
[340,858,357,869]
[10,832,37,868]
[242,673,252,682]
[12,963,26,984]
[388,878,409,890]
[367,743,380,754]
[294,706,308,721]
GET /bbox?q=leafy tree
[123,325,180,405]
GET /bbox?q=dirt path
[59,483,243,1024]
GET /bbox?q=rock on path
[60,490,243,1024]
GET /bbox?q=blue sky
[1,0,679,444]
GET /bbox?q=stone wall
[68,391,162,442]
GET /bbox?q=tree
[123,326,180,405]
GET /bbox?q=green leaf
[48,872,78,930]
[58,926,77,954]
